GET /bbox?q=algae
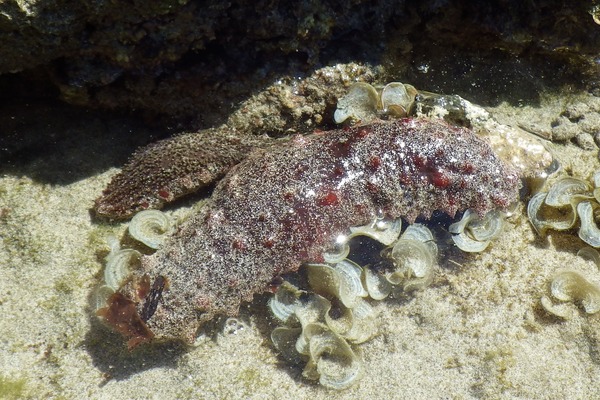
[0,375,27,400]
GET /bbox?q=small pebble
[575,132,596,150]
[551,116,580,141]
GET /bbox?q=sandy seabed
[2,92,600,400]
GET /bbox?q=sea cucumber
[98,118,520,347]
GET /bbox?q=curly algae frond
[542,269,600,318]
[269,218,438,389]
[128,209,173,249]
[527,174,600,247]
[334,82,417,124]
[449,209,506,252]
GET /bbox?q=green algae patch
[238,367,270,392]
[0,375,27,400]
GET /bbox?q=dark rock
[0,0,599,125]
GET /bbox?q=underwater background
[1,0,600,398]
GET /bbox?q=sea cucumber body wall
[104,118,520,345]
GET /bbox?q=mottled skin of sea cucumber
[104,118,520,346]
[94,128,273,219]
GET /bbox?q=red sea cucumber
[99,118,520,346]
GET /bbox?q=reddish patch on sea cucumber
[157,189,171,200]
[368,155,382,171]
[317,191,339,206]
[232,238,247,251]
[357,127,371,138]
[412,154,427,170]
[332,165,345,177]
[399,172,412,185]
[283,191,294,201]
[365,181,379,194]
[430,169,451,188]
[460,163,475,174]
[137,274,151,299]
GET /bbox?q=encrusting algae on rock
[95,117,521,348]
